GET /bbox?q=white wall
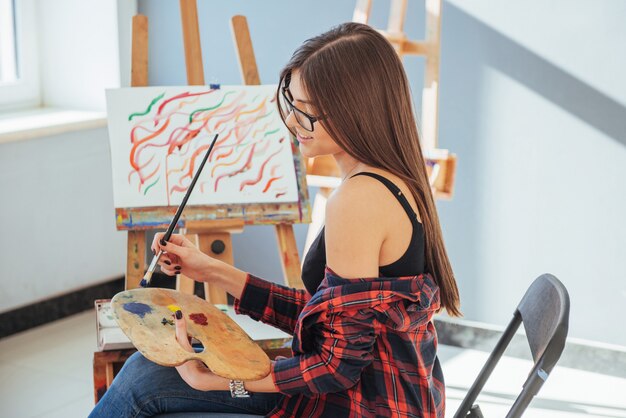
[0,127,127,311]
[0,0,134,312]
[437,1,626,345]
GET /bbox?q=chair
[454,273,570,418]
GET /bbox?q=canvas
[106,85,299,209]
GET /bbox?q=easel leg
[176,231,197,295]
[198,233,231,304]
[276,224,303,289]
[126,231,146,289]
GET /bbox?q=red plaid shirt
[234,266,445,417]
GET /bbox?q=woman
[91,22,460,418]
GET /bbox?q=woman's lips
[297,133,313,142]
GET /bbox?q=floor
[1,311,625,418]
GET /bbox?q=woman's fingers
[151,233,192,255]
[174,310,194,353]
[151,232,165,255]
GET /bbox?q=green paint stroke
[257,110,273,121]
[143,176,160,195]
[128,92,165,121]
[263,128,280,138]
[188,91,235,123]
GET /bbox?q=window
[0,0,18,84]
[0,0,40,110]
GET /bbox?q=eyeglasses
[279,85,322,132]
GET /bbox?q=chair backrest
[517,274,570,375]
[454,274,570,418]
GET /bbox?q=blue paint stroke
[123,302,153,318]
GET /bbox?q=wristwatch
[229,380,250,398]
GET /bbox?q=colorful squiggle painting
[106,85,298,208]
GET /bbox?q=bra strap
[349,172,419,223]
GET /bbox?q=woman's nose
[284,107,298,130]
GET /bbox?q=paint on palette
[152,292,177,306]
[161,318,174,326]
[189,313,208,326]
[167,304,182,313]
[123,302,153,318]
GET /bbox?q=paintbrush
[140,133,219,287]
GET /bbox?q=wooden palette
[111,288,270,380]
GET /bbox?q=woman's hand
[151,233,217,282]
[173,309,229,391]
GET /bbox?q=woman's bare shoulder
[324,172,393,278]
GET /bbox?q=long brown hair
[278,22,461,316]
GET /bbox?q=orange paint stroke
[139,161,161,188]
[208,130,234,161]
[170,183,190,195]
[166,158,190,177]
[239,148,281,191]
[211,142,254,177]
[214,105,246,130]
[235,98,267,122]
[129,119,170,176]
[168,128,201,155]
[270,164,280,177]
[262,176,283,193]
[185,143,214,179]
[214,147,234,162]
[214,143,257,192]
[251,122,272,138]
[191,91,245,124]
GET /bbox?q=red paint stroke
[208,131,233,161]
[139,163,161,191]
[262,176,283,193]
[127,155,156,183]
[239,148,282,191]
[189,313,208,326]
[214,105,246,130]
[211,142,255,177]
[214,143,257,192]
[170,184,189,195]
[127,89,286,199]
[276,192,286,198]
[129,119,171,178]
[166,158,189,177]
[214,146,234,162]
[167,128,201,154]
[156,90,215,120]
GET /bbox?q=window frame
[0,0,40,111]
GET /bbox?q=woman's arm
[172,304,377,395]
[153,233,310,334]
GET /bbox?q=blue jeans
[89,351,283,417]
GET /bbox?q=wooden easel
[353,0,456,198]
[94,3,305,402]
[125,1,304,302]
[303,0,457,258]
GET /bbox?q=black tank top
[301,172,426,295]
